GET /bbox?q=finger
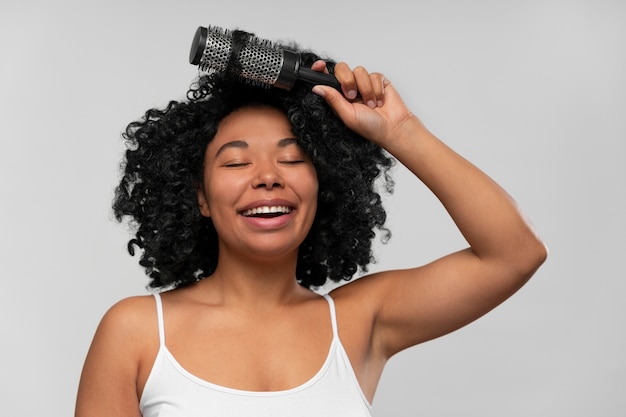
[311,85,356,128]
[371,72,386,107]
[353,66,377,108]
[311,60,329,74]
[333,62,358,100]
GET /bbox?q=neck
[199,246,309,308]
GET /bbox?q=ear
[197,185,211,217]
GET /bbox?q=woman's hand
[311,61,415,148]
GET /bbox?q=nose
[252,161,284,190]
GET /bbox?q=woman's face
[198,105,319,262]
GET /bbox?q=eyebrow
[214,137,298,158]
[215,140,248,158]
[277,137,298,147]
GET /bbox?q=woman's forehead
[212,106,294,144]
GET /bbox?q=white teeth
[242,206,293,216]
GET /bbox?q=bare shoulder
[329,269,409,311]
[327,267,430,334]
[104,294,157,321]
[76,295,158,416]
[326,271,390,331]
[98,295,157,338]
[86,294,159,368]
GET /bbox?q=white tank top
[139,293,373,417]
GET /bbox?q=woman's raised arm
[314,62,548,358]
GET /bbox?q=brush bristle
[195,25,284,89]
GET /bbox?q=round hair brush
[189,26,342,91]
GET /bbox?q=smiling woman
[75,28,546,417]
[110,72,394,291]
[197,106,319,263]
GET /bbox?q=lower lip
[240,212,294,229]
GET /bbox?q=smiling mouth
[241,206,294,218]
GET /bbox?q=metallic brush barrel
[190,26,292,89]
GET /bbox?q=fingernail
[367,100,376,109]
[312,86,326,97]
[346,90,357,100]
[377,100,384,107]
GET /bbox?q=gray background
[1,0,624,415]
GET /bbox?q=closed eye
[223,162,250,168]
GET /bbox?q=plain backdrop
[1,0,624,415]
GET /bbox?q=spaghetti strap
[152,293,165,347]
[323,294,339,339]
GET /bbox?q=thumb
[312,85,356,123]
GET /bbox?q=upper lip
[238,199,296,215]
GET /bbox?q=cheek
[300,169,319,210]
[311,180,320,204]
[310,168,320,198]
[206,179,242,209]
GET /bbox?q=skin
[75,61,547,417]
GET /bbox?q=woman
[75,35,547,416]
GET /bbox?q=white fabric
[139,293,373,417]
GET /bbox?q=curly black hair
[113,31,395,290]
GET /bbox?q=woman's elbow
[516,234,549,279]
